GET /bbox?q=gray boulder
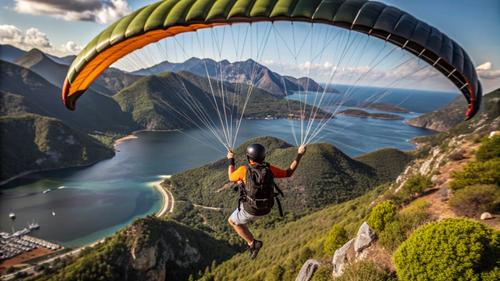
[354,222,376,257]
[332,238,355,277]
[296,259,321,281]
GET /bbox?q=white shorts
[229,204,260,225]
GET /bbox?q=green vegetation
[113,72,329,130]
[394,218,500,281]
[367,200,397,233]
[335,261,396,281]
[476,136,500,161]
[400,174,432,200]
[450,158,500,190]
[379,199,432,252]
[323,224,349,256]
[449,185,500,217]
[447,135,500,217]
[167,136,411,244]
[201,185,388,280]
[355,148,413,182]
[168,136,387,242]
[0,114,113,181]
[35,218,234,281]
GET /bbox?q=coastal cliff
[34,217,234,281]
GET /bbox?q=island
[339,109,405,120]
[360,102,410,113]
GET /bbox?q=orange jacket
[229,164,289,184]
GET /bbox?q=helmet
[246,144,266,163]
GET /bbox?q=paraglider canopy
[62,0,481,119]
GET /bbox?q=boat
[57,186,66,189]
[28,221,40,230]
[42,189,51,194]
[9,212,16,220]
[51,211,56,216]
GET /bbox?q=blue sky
[1,0,499,91]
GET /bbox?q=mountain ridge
[133,57,326,97]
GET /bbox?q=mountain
[133,57,325,97]
[113,71,329,130]
[167,137,410,242]
[13,48,140,95]
[33,217,234,281]
[0,114,114,182]
[407,89,500,132]
[0,44,26,62]
[0,60,138,133]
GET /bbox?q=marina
[0,231,62,273]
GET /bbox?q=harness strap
[275,195,284,217]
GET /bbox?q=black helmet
[246,144,266,163]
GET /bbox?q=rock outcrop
[296,259,320,281]
[332,239,355,277]
[332,222,377,277]
[354,222,376,258]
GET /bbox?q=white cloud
[0,25,82,56]
[62,41,82,53]
[24,28,52,48]
[14,0,131,24]
[476,62,491,71]
[476,61,500,80]
[0,25,24,44]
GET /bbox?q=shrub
[379,199,432,252]
[323,224,349,256]
[367,200,397,233]
[335,261,395,281]
[476,136,500,161]
[449,185,500,217]
[450,158,500,190]
[400,174,432,199]
[394,218,500,281]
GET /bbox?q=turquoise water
[0,91,457,247]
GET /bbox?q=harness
[234,165,285,217]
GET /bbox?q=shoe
[248,240,263,259]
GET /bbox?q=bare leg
[228,218,254,245]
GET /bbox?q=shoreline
[152,177,174,217]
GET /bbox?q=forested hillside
[113,72,329,130]
[0,114,113,182]
[168,137,410,243]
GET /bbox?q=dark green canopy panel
[62,0,481,119]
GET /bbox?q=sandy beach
[152,176,175,217]
[113,135,138,147]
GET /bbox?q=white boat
[42,189,51,194]
[57,186,66,189]
[28,221,40,230]
[9,212,16,219]
[51,211,56,216]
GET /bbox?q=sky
[0,0,499,92]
